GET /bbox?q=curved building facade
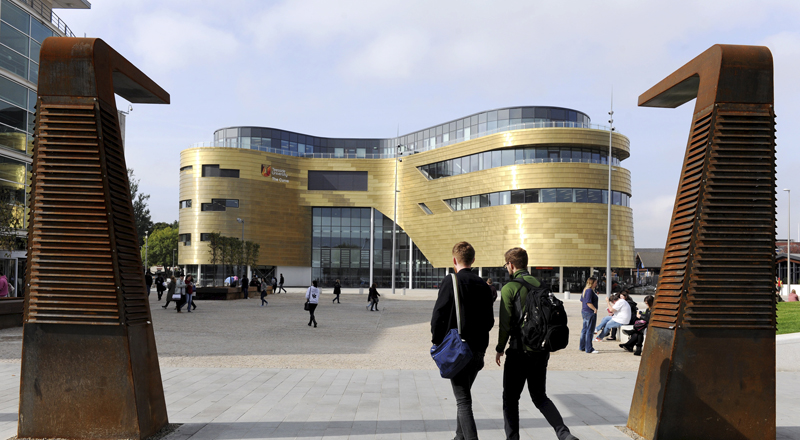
[179,106,634,290]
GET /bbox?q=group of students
[154,274,197,313]
[578,277,654,356]
[430,242,580,440]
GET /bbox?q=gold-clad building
[179,106,634,290]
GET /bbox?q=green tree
[244,241,260,270]
[140,224,178,268]
[128,168,152,247]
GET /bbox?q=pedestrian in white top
[175,275,187,313]
[305,280,320,328]
[594,293,630,341]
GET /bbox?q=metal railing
[188,121,614,159]
[16,0,76,37]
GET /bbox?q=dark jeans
[261,290,268,305]
[279,284,286,293]
[242,286,249,299]
[450,353,485,440]
[333,293,340,303]
[579,310,597,353]
[307,303,317,326]
[176,295,187,312]
[623,331,645,352]
[503,349,572,440]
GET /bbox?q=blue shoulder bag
[430,273,473,378]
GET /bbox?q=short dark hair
[452,242,475,266]
[312,280,318,287]
[504,247,528,269]
[644,294,655,308]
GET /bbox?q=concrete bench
[619,325,635,344]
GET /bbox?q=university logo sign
[262,164,288,183]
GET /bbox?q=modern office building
[179,106,634,291]
[0,0,90,295]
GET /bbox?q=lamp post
[606,97,614,298]
[237,218,245,281]
[785,188,791,287]
[144,230,149,272]
[172,248,177,276]
[392,145,401,294]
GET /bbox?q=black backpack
[508,277,569,352]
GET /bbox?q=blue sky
[56,0,800,248]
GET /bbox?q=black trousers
[333,293,340,303]
[242,286,249,299]
[502,349,572,440]
[307,303,317,326]
[450,353,485,440]
[623,332,645,351]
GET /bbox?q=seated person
[595,293,631,341]
[621,294,654,356]
[609,290,638,341]
[789,289,799,302]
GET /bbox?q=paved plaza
[1,289,799,439]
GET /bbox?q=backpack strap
[506,275,537,347]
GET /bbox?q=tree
[140,224,178,268]
[0,186,23,257]
[244,241,260,270]
[128,168,152,247]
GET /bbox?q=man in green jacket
[495,247,578,440]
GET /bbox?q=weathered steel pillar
[18,38,170,439]
[627,45,776,439]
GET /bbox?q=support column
[198,265,203,287]
[559,266,564,294]
[408,236,413,290]
[369,208,374,287]
[478,267,482,278]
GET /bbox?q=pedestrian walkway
[1,364,799,440]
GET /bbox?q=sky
[55,0,800,248]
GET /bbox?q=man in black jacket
[431,242,494,440]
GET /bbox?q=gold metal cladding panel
[179,127,634,269]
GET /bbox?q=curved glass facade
[197,106,605,159]
[445,188,631,211]
[419,146,624,180]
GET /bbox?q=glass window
[488,192,500,207]
[556,188,573,203]
[487,120,497,131]
[456,198,462,211]
[613,191,621,205]
[497,109,509,120]
[588,189,602,203]
[0,22,27,56]
[515,149,524,164]
[525,189,539,203]
[0,98,26,131]
[27,60,36,83]
[452,157,462,175]
[0,74,26,108]
[478,122,486,133]
[480,194,489,207]
[481,151,491,170]
[511,190,525,204]
[602,189,608,204]
[560,149,572,162]
[471,195,479,209]
[179,199,191,209]
[492,150,502,168]
[443,159,452,178]
[535,148,548,162]
[524,148,535,163]
[592,151,600,164]
[470,154,479,173]
[583,149,592,162]
[1,0,29,34]
[501,149,514,166]
[487,111,497,122]
[575,189,588,203]
[0,44,26,77]
[30,19,53,44]
[499,191,510,205]
[541,189,556,203]
[601,151,608,165]
[27,88,34,112]
[548,148,559,162]
[464,126,471,141]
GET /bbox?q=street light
[606,96,614,298]
[785,188,791,287]
[237,218,245,281]
[144,230,149,273]
[392,145,401,295]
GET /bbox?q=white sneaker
[589,350,599,354]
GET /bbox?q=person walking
[180,275,196,312]
[162,276,177,309]
[145,270,153,297]
[486,278,498,302]
[279,274,287,293]
[305,280,320,327]
[260,276,269,306]
[431,242,495,440]
[332,279,341,304]
[579,277,599,354]
[174,275,187,313]
[0,268,8,298]
[241,274,249,299]
[368,283,380,311]
[272,275,278,294]
[156,274,165,300]
[496,247,579,440]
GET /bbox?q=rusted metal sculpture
[18,38,169,439]
[627,45,776,439]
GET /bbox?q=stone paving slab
[2,364,799,440]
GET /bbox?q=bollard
[403,287,406,296]
[564,291,571,300]
[359,287,364,295]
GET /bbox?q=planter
[196,287,246,300]
[0,297,23,329]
